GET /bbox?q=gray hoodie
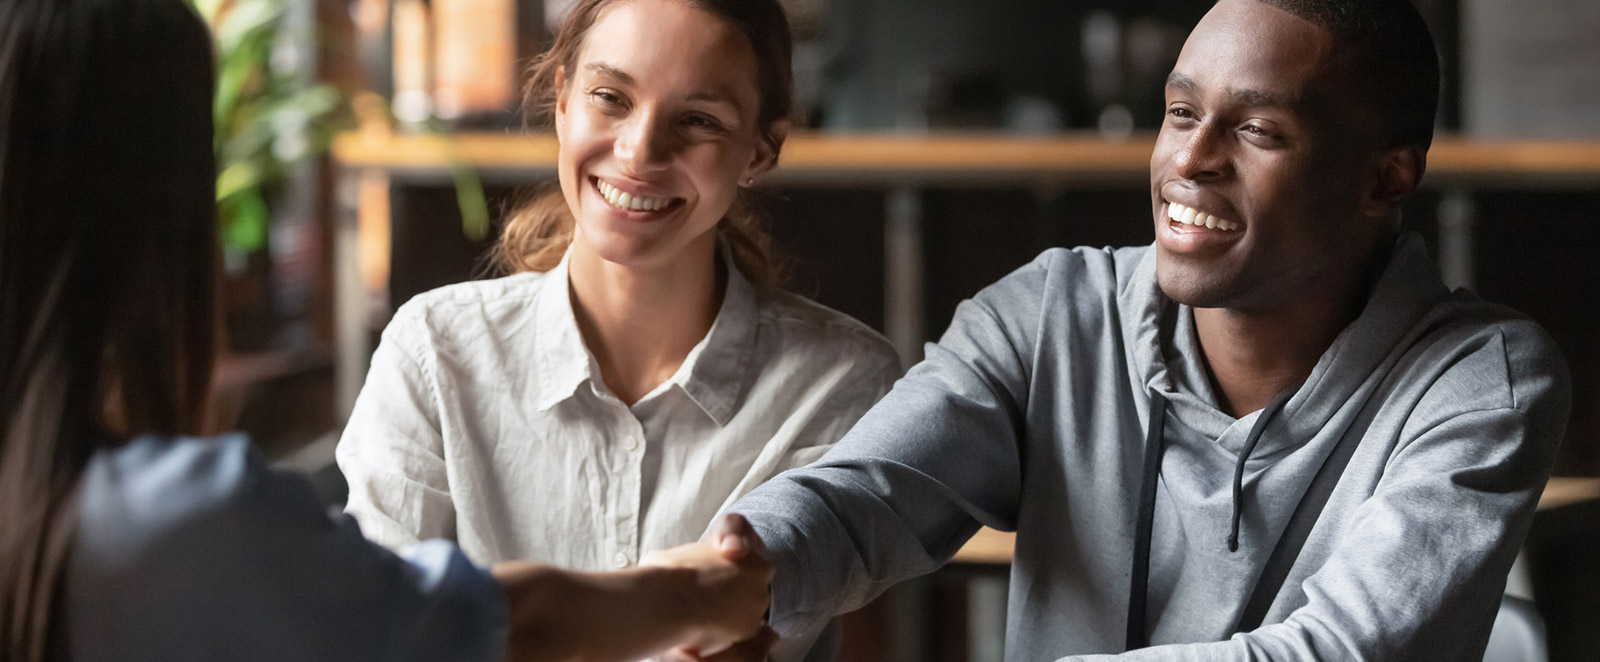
[731,234,1570,661]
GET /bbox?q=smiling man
[709,0,1573,659]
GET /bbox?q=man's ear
[1362,145,1425,218]
[743,118,791,183]
[553,66,569,141]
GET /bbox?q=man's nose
[1173,123,1230,182]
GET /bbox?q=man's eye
[1167,107,1196,120]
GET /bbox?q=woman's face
[554,0,775,273]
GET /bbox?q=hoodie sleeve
[1059,320,1572,662]
[729,251,1060,638]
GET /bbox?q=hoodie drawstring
[1227,387,1298,552]
[1125,391,1168,651]
[1126,385,1298,650]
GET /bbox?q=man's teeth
[1167,202,1240,232]
[597,180,671,212]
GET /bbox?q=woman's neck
[567,234,725,406]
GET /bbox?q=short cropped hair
[1259,0,1442,150]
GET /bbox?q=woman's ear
[553,66,569,141]
[1361,145,1425,218]
[743,118,791,184]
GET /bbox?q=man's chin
[1155,268,1233,309]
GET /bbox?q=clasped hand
[640,514,775,661]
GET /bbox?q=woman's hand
[491,514,773,662]
[640,514,774,656]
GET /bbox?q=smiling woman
[335,2,903,660]
[496,0,794,287]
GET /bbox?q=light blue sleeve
[66,435,506,662]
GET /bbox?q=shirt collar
[532,249,596,412]
[675,243,758,427]
[530,243,759,425]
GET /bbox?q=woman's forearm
[492,559,764,662]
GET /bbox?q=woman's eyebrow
[584,62,634,86]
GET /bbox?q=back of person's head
[0,0,217,657]
[493,0,796,287]
[1256,0,1442,151]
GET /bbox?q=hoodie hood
[1119,232,1454,455]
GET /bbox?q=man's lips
[1166,201,1241,232]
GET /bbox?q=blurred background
[194,0,1600,659]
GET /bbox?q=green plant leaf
[216,161,264,202]
[215,0,285,52]
[221,189,270,254]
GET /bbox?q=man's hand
[639,514,773,657]
[655,627,778,662]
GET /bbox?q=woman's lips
[594,178,681,214]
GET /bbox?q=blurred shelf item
[952,527,1018,565]
[950,479,1600,566]
[1541,476,1600,511]
[211,347,337,459]
[332,131,1600,188]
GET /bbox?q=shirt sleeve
[68,436,507,662]
[338,303,456,553]
[774,338,904,474]
[731,256,1050,638]
[1057,325,1571,661]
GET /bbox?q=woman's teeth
[597,180,671,212]
[1167,202,1240,232]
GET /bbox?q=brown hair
[492,0,795,288]
[0,0,218,658]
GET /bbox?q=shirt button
[613,552,631,568]
[624,435,641,451]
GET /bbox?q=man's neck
[1192,302,1350,417]
[567,236,723,406]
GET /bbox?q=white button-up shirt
[337,251,902,574]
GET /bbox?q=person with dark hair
[0,0,771,659]
[335,0,899,659]
[688,0,1570,659]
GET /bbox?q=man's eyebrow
[1166,72,1199,94]
[583,63,634,86]
[1165,72,1298,109]
[1229,88,1298,110]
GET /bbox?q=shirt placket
[609,413,647,568]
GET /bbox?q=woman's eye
[682,114,724,131]
[590,89,624,108]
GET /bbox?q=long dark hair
[0,0,218,658]
[492,0,795,287]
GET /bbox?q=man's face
[1149,0,1385,311]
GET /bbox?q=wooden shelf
[950,477,1600,565]
[332,131,1600,188]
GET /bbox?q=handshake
[494,514,778,662]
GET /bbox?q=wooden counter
[333,131,1600,188]
[949,477,1600,564]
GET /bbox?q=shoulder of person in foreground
[69,434,505,662]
